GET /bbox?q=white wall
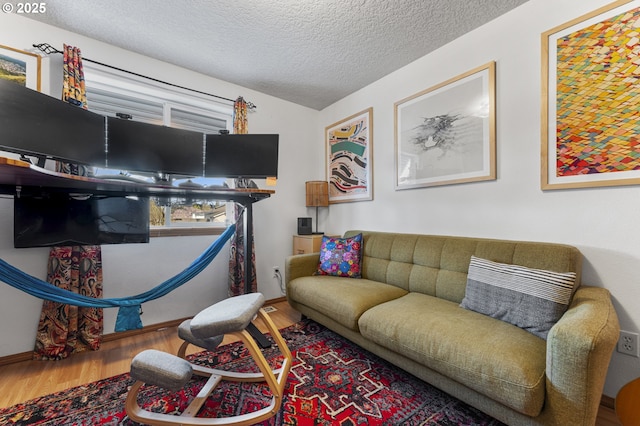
[317,0,639,398]
[0,13,319,357]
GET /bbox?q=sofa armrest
[543,286,619,425]
[285,253,320,288]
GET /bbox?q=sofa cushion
[460,256,577,339]
[287,275,407,331]
[358,292,546,416]
[315,233,363,278]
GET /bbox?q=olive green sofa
[285,230,619,426]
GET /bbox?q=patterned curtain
[228,97,257,296]
[33,44,104,360]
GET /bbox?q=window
[83,63,234,233]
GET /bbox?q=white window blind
[85,87,164,125]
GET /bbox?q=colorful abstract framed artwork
[542,0,640,190]
[325,107,373,203]
[394,62,496,190]
[0,44,41,91]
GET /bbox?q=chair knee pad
[130,349,193,391]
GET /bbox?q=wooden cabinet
[293,234,324,254]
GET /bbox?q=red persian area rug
[0,319,505,425]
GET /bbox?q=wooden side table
[616,377,640,425]
[292,234,324,254]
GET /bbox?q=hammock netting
[0,223,236,331]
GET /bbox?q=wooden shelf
[0,157,274,204]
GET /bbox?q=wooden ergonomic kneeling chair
[125,293,292,426]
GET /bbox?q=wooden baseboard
[0,297,286,367]
[0,317,189,367]
[266,296,287,304]
[0,351,34,367]
[601,394,615,410]
[101,317,190,343]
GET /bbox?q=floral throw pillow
[315,233,363,278]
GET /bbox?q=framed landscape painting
[542,0,640,189]
[394,62,496,190]
[325,107,373,203]
[0,45,41,91]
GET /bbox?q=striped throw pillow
[460,256,577,339]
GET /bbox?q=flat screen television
[14,194,150,248]
[106,117,205,177]
[204,134,279,178]
[0,79,107,167]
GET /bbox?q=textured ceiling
[24,0,528,110]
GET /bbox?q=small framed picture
[394,62,496,190]
[0,44,41,91]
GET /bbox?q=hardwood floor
[0,299,620,425]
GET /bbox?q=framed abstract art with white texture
[394,62,496,190]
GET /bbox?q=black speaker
[298,217,312,235]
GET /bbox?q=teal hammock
[0,223,236,332]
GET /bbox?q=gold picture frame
[0,44,41,91]
[394,62,496,190]
[541,0,640,189]
[325,107,373,203]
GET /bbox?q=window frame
[82,63,234,237]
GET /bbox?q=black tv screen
[204,134,279,178]
[0,79,107,167]
[14,194,150,248]
[107,117,204,177]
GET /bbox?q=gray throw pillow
[460,256,577,339]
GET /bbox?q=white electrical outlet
[273,266,280,278]
[617,331,639,357]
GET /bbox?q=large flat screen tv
[0,79,107,167]
[14,194,150,248]
[204,134,279,178]
[107,117,205,177]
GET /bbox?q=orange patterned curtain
[233,96,248,135]
[33,44,104,360]
[228,97,257,296]
[57,44,89,176]
[61,44,87,108]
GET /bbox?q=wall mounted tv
[14,194,150,248]
[0,79,106,167]
[106,117,205,177]
[204,134,279,179]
